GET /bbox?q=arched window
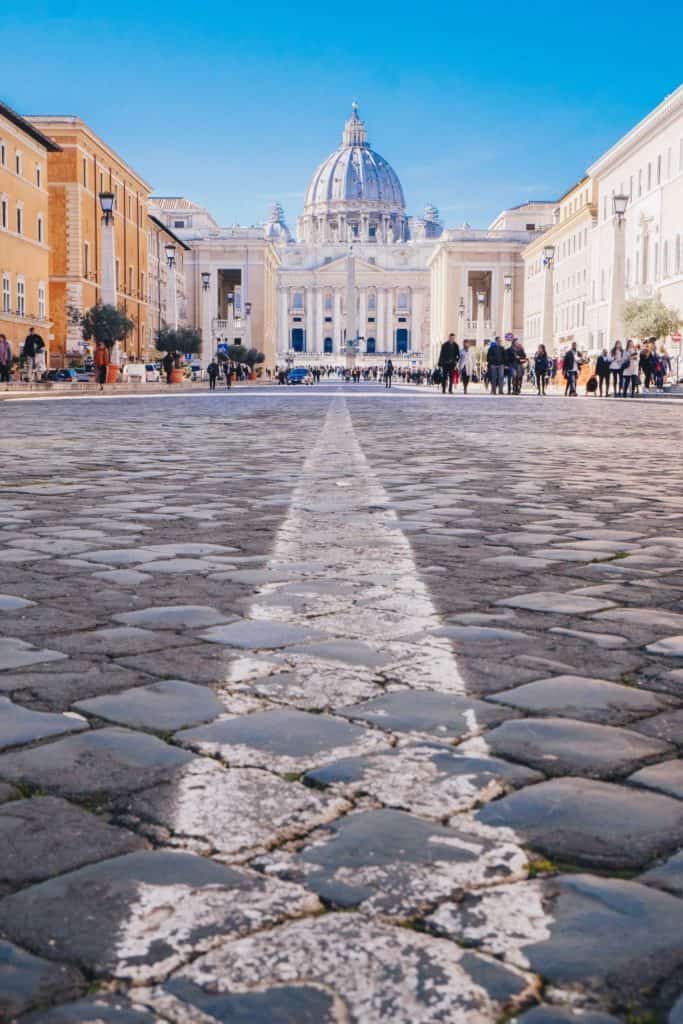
[291,328,305,352]
[396,328,409,353]
[323,337,333,354]
[366,337,376,354]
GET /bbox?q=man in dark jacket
[438,334,460,394]
[487,338,505,395]
[510,340,527,395]
[596,348,611,396]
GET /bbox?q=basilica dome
[299,104,407,244]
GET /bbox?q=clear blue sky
[5,0,682,230]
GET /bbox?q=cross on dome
[343,101,368,147]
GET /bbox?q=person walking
[162,351,175,385]
[640,339,656,390]
[384,358,394,388]
[460,341,476,394]
[93,341,110,391]
[0,334,11,383]
[510,339,527,395]
[596,348,611,397]
[22,327,45,382]
[437,333,460,394]
[562,342,581,396]
[224,360,233,389]
[534,344,549,395]
[207,359,219,390]
[621,341,640,397]
[487,337,505,395]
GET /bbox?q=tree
[622,296,681,340]
[155,326,202,366]
[81,304,135,350]
[244,347,265,367]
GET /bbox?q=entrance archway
[291,328,305,352]
[366,337,376,354]
[324,337,333,354]
[396,329,409,354]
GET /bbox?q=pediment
[315,255,390,276]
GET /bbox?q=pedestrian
[22,326,45,382]
[534,344,549,395]
[610,342,624,396]
[621,341,640,397]
[224,360,233,389]
[562,341,581,396]
[511,339,527,395]
[596,348,611,397]
[162,351,175,384]
[93,341,110,391]
[438,333,460,394]
[487,337,505,395]
[460,341,476,394]
[207,358,219,390]
[384,358,394,388]
[640,339,656,390]
[0,334,11,383]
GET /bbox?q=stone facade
[0,101,58,360]
[146,215,189,359]
[28,116,152,361]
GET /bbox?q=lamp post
[542,244,555,357]
[502,273,513,339]
[200,271,211,369]
[608,194,629,344]
[165,244,178,332]
[475,291,486,349]
[456,296,465,347]
[99,191,119,369]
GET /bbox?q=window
[82,157,87,188]
[140,271,145,301]
[368,292,376,310]
[324,293,333,311]
[84,242,90,278]
[0,142,5,166]
[397,293,409,310]
[676,236,681,275]
[291,327,305,352]
[15,152,21,176]
[366,337,376,354]
[647,163,652,191]
[16,205,22,234]
[99,172,104,193]
[17,279,25,316]
[638,169,642,196]
[323,337,333,354]
[38,284,45,320]
[115,259,120,288]
[128,196,132,219]
[656,155,661,185]
[396,328,409,353]
[292,292,303,309]
[1,274,10,313]
[37,214,43,243]
[128,266,133,294]
[36,165,41,188]
[525,223,535,230]
[1,196,7,229]
[663,241,669,277]
[173,220,185,228]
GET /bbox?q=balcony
[464,319,493,332]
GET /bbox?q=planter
[169,368,185,384]
[106,364,120,384]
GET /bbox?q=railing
[464,319,493,332]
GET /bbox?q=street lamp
[504,274,513,290]
[244,301,252,317]
[613,193,629,223]
[543,244,555,266]
[201,272,210,291]
[99,192,114,224]
[165,244,176,267]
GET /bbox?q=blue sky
[4,0,682,229]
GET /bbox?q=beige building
[147,215,189,357]
[28,115,152,362]
[522,179,596,355]
[0,100,59,360]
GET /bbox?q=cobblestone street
[1,384,682,1023]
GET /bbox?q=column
[542,262,555,355]
[304,286,314,354]
[345,252,356,364]
[412,289,423,356]
[608,216,626,342]
[166,262,178,331]
[475,292,486,348]
[333,290,342,353]
[502,275,513,339]
[359,287,367,348]
[314,287,324,354]
[100,214,119,365]
[277,287,288,356]
[377,288,386,351]
[200,271,214,368]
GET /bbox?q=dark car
[286,367,313,385]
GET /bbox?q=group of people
[0,328,47,383]
[593,339,672,397]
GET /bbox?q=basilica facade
[151,105,553,368]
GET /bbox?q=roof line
[0,100,61,152]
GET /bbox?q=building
[27,115,152,362]
[587,83,683,353]
[0,100,60,360]
[153,104,546,368]
[522,179,596,355]
[147,215,189,357]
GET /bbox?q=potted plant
[244,347,265,380]
[155,326,202,384]
[80,304,135,383]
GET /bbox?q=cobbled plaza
[0,383,682,1024]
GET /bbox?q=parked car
[287,367,314,385]
[121,363,146,383]
[46,369,77,382]
[145,364,161,382]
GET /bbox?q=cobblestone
[0,386,681,1021]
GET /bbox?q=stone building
[0,101,59,360]
[28,115,152,362]
[146,215,189,357]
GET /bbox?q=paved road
[0,383,682,1023]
